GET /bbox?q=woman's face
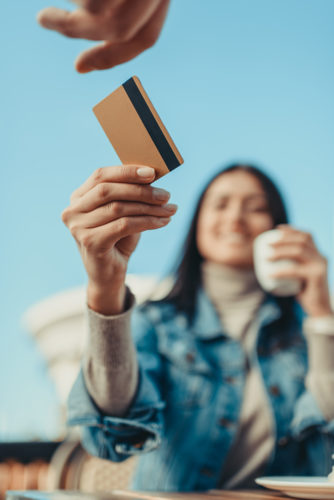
[196,170,274,268]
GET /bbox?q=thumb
[75,39,146,72]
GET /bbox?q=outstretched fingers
[37,0,170,73]
[74,0,170,72]
[37,8,102,40]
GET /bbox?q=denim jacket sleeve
[288,305,334,440]
[289,390,334,475]
[67,305,166,462]
[291,389,334,439]
[284,306,334,474]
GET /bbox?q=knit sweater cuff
[83,287,138,416]
[85,287,136,370]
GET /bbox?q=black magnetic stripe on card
[122,78,180,171]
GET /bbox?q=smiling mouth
[217,233,250,243]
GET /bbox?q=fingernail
[153,188,170,201]
[157,217,171,226]
[137,166,155,178]
[163,203,178,213]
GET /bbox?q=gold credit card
[93,76,184,179]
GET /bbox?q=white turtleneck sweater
[83,263,334,489]
[201,261,272,488]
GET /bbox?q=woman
[63,163,334,491]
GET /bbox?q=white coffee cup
[253,229,302,296]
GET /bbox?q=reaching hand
[37,0,170,73]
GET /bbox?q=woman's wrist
[87,279,127,316]
[305,293,332,318]
[307,308,333,319]
[300,273,332,318]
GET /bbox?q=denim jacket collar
[191,288,282,340]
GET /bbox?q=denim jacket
[68,289,334,491]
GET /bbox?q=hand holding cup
[254,225,332,318]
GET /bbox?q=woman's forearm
[304,315,334,421]
[83,288,139,417]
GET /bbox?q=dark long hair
[164,163,291,322]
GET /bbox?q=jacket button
[200,467,215,477]
[269,385,280,396]
[225,376,236,384]
[185,351,196,363]
[278,436,289,446]
[218,417,234,428]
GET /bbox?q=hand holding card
[93,76,184,179]
[62,164,177,315]
[61,77,181,315]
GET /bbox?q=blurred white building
[22,275,172,437]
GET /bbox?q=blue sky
[1,0,334,440]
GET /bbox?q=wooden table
[5,489,291,500]
[113,489,289,499]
